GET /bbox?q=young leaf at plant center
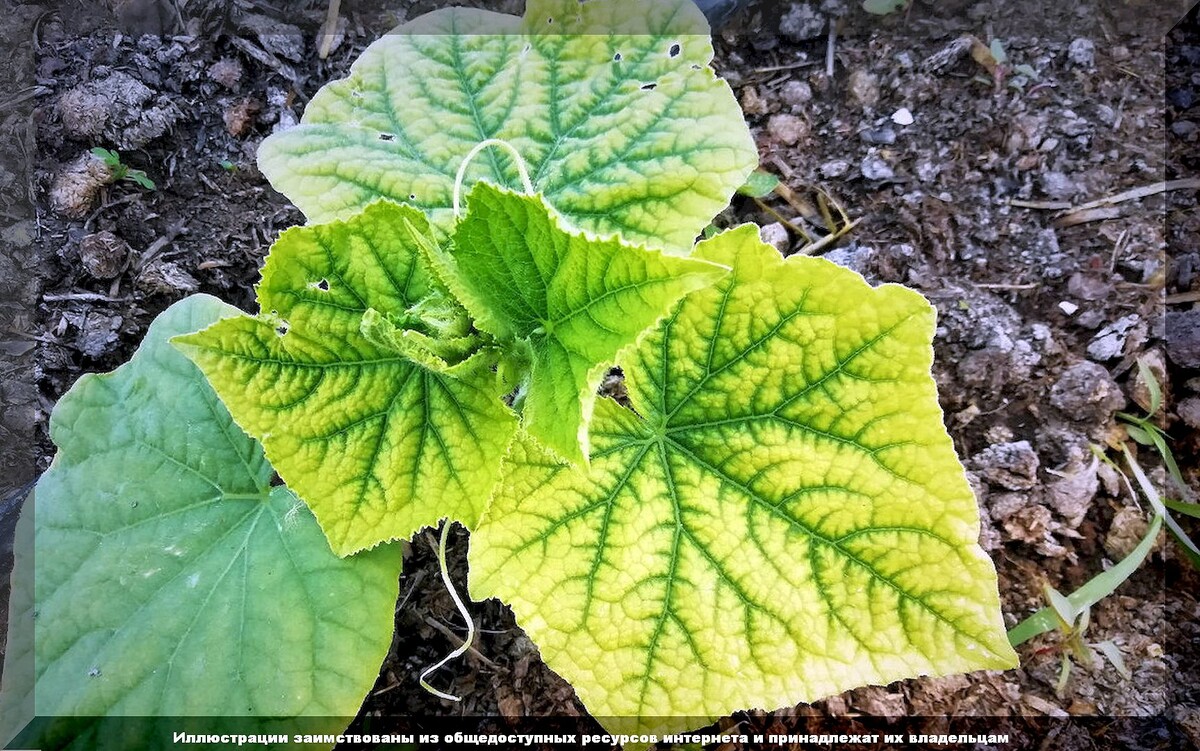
[1,295,400,730]
[441,183,727,464]
[256,0,757,253]
[470,226,1017,736]
[175,203,517,556]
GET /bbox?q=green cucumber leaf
[175,202,517,556]
[446,183,727,464]
[0,495,33,747]
[470,226,1017,735]
[8,295,400,726]
[257,0,757,253]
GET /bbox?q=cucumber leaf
[257,0,757,253]
[175,203,517,556]
[470,226,1017,735]
[443,183,727,464]
[6,295,399,729]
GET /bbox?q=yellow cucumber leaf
[470,226,1017,736]
[257,0,756,254]
[175,203,517,555]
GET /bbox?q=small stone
[740,86,769,117]
[860,154,894,181]
[1178,396,1200,429]
[767,113,808,145]
[1067,38,1096,69]
[75,312,123,359]
[1169,88,1195,110]
[56,71,177,150]
[972,441,1040,491]
[779,80,813,109]
[49,152,117,219]
[1104,506,1149,560]
[1039,170,1078,201]
[223,97,262,137]
[847,69,880,110]
[1058,301,1079,315]
[1167,310,1200,367]
[1095,104,1119,128]
[779,2,826,42]
[820,158,850,178]
[58,72,152,141]
[1058,117,1092,139]
[987,491,1027,522]
[1003,504,1054,545]
[1172,121,1199,138]
[207,57,243,91]
[1066,272,1112,301]
[860,126,896,145]
[915,160,940,182]
[822,243,874,278]
[759,222,790,255]
[78,230,129,279]
[891,107,914,126]
[137,259,200,295]
[1044,459,1098,528]
[1050,361,1125,421]
[1087,314,1139,361]
[267,86,299,132]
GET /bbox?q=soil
[1,1,1199,749]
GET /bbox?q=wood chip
[1053,206,1123,228]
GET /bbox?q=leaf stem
[453,139,535,217]
[418,520,476,702]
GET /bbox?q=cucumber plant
[0,0,1016,745]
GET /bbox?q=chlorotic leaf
[470,226,1018,735]
[447,183,726,464]
[175,203,517,556]
[257,0,757,253]
[9,295,400,729]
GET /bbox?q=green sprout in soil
[90,147,156,190]
[1007,446,1163,694]
[1117,356,1200,567]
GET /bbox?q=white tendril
[418,521,475,702]
[452,138,535,217]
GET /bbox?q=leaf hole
[275,322,290,337]
[669,42,681,57]
[379,133,395,141]
[613,51,622,62]
[546,16,553,24]
[641,82,658,91]
[409,193,417,200]
[312,278,330,292]
[522,43,531,54]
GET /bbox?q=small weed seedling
[90,147,156,190]
[1116,357,1200,567]
[1008,443,1177,695]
